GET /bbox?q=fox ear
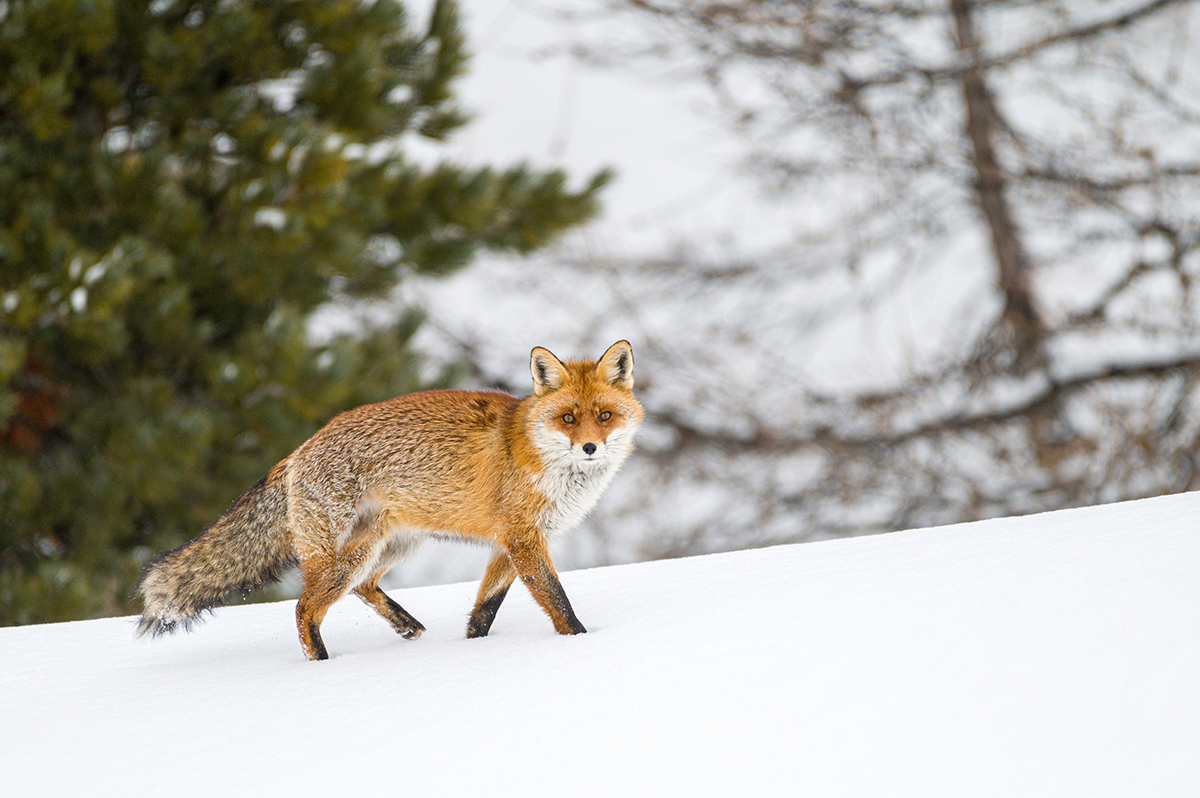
[597,340,634,390]
[530,347,567,396]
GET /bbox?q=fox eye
[561,413,576,424]
[598,411,612,422]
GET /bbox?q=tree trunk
[950,0,1046,374]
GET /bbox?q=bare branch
[1022,163,1200,193]
[656,0,1190,89]
[648,350,1200,454]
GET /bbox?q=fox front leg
[504,538,587,636]
[467,549,518,638]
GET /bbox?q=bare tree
[407,0,1200,567]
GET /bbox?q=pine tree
[0,0,609,624]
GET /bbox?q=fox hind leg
[295,553,361,661]
[354,571,425,640]
[351,531,427,640]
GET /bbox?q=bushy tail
[137,462,295,637]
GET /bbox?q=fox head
[528,340,645,470]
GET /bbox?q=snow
[3,491,1198,796]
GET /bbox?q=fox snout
[578,440,605,460]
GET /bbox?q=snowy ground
[3,492,1197,796]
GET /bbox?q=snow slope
[2,492,1198,796]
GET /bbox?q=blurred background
[5,0,1200,624]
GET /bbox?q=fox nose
[582,443,597,456]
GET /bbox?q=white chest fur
[535,459,621,537]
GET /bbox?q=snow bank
[2,492,1197,796]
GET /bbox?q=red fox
[137,341,643,660]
